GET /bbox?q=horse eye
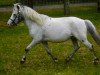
[13,9,15,11]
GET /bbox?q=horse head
[7,3,24,26]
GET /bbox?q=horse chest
[28,25,43,38]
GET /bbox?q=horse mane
[21,5,49,26]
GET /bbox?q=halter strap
[10,14,18,24]
[9,12,23,25]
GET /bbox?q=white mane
[21,6,49,26]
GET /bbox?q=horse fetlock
[20,56,26,64]
[93,58,99,65]
[66,56,72,62]
[20,60,25,64]
[25,48,29,52]
[66,58,70,62]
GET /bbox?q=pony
[7,3,99,64]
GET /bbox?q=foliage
[0,6,100,75]
[0,0,97,6]
[0,0,15,5]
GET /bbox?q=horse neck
[24,17,39,30]
[22,6,44,26]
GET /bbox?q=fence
[0,0,97,7]
[33,0,96,5]
[23,0,97,6]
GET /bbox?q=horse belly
[45,34,71,42]
[43,25,71,42]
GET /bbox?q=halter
[10,11,23,25]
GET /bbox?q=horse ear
[17,5,20,10]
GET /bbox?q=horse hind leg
[66,36,80,62]
[82,39,99,64]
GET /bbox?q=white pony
[7,3,99,64]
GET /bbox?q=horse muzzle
[7,19,17,26]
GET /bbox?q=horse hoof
[65,57,70,63]
[20,60,25,64]
[65,59,69,63]
[20,58,26,64]
[93,58,99,65]
[53,58,58,63]
[54,59,58,63]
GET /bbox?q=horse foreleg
[42,41,58,62]
[66,37,80,62]
[20,40,38,64]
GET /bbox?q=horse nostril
[7,23,10,26]
[7,22,11,26]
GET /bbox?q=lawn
[0,6,100,75]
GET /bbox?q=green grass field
[0,6,100,75]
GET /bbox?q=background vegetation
[0,6,100,75]
[0,0,96,6]
[0,0,15,6]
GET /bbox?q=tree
[16,0,33,8]
[98,0,100,12]
[63,0,70,15]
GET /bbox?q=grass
[0,6,100,75]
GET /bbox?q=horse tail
[85,20,100,46]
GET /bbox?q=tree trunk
[27,0,33,8]
[98,0,100,12]
[63,0,70,16]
